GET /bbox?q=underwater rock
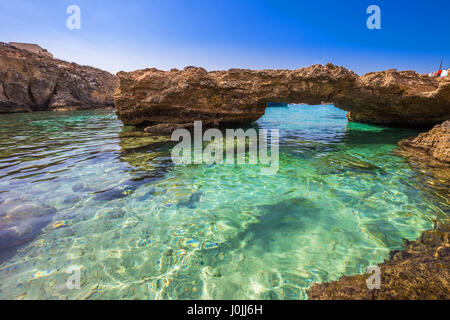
[63,194,82,204]
[104,209,126,219]
[0,42,117,113]
[227,197,326,251]
[193,197,328,277]
[118,135,171,151]
[115,64,450,128]
[72,182,94,193]
[252,197,326,239]
[0,198,56,250]
[325,124,450,298]
[93,187,132,201]
[92,180,143,202]
[119,150,171,177]
[178,191,203,209]
[72,182,84,192]
[144,123,193,135]
[314,154,381,175]
[134,186,159,201]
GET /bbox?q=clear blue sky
[0,0,448,75]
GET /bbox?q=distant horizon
[1,0,449,75]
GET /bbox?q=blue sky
[0,0,448,75]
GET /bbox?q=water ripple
[0,106,447,299]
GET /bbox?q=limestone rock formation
[397,120,450,163]
[114,64,450,131]
[0,42,118,113]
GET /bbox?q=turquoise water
[0,105,447,299]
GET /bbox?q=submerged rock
[314,154,381,175]
[178,191,203,209]
[144,123,194,136]
[63,194,82,204]
[0,198,56,250]
[72,182,93,193]
[104,209,126,219]
[93,187,132,201]
[92,180,144,202]
[115,64,450,129]
[134,186,160,201]
[118,135,170,151]
[226,197,326,251]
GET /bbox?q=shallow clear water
[0,105,447,299]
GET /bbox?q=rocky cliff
[114,64,450,130]
[0,42,117,113]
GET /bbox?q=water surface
[0,105,447,299]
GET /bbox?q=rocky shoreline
[308,222,450,299]
[308,122,450,300]
[0,42,117,113]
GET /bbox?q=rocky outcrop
[0,42,118,113]
[114,64,450,130]
[308,224,450,300]
[397,120,450,163]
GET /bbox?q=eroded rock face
[115,64,450,130]
[397,120,450,163]
[0,42,118,113]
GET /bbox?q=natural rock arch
[114,64,450,131]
